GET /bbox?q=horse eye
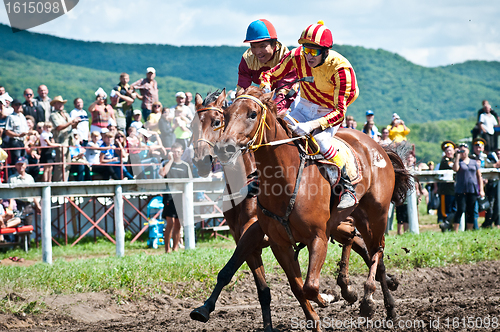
[213,119,221,127]
[249,111,257,119]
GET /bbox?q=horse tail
[383,144,414,206]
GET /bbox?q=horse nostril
[226,144,237,154]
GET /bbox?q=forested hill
[1,23,499,125]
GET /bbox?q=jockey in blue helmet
[237,19,297,113]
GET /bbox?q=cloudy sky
[1,0,499,67]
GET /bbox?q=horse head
[215,86,276,164]
[192,89,226,177]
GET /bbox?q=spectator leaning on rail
[452,142,485,232]
[238,19,298,113]
[260,20,359,209]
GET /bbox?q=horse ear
[261,89,275,103]
[215,88,226,108]
[195,93,203,107]
[236,88,245,97]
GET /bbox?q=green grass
[1,226,500,302]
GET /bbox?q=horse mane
[203,89,228,109]
[242,86,293,137]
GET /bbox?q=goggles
[303,46,322,57]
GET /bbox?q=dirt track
[1,260,500,331]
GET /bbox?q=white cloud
[0,0,498,66]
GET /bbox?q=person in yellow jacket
[260,20,359,209]
[387,113,410,143]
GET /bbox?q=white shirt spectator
[70,108,90,142]
[479,113,498,135]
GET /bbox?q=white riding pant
[286,97,340,158]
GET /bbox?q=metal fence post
[407,177,420,234]
[115,184,125,257]
[42,185,52,264]
[182,180,195,250]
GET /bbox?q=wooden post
[42,186,52,264]
[115,185,125,257]
[182,181,195,250]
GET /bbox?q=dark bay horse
[189,90,274,331]
[214,87,412,330]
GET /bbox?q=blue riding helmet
[244,19,277,43]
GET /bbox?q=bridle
[232,94,307,154]
[194,106,224,148]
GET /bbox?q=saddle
[300,136,362,187]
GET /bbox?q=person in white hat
[89,88,116,134]
[170,92,194,121]
[130,67,159,121]
[130,109,144,130]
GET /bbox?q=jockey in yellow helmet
[238,19,298,113]
[260,21,359,210]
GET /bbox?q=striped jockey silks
[260,47,359,129]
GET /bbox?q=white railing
[0,177,224,263]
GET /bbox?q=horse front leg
[303,234,329,305]
[246,248,273,332]
[270,244,323,332]
[190,222,266,324]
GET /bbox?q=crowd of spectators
[0,67,205,184]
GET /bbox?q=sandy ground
[1,260,500,331]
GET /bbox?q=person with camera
[452,142,485,232]
[388,113,410,143]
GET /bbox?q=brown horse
[214,86,412,330]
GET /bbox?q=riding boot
[337,166,358,210]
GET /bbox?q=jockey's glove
[289,121,313,136]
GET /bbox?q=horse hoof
[190,306,210,323]
[386,307,397,321]
[386,273,399,291]
[341,288,358,305]
[359,298,376,318]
